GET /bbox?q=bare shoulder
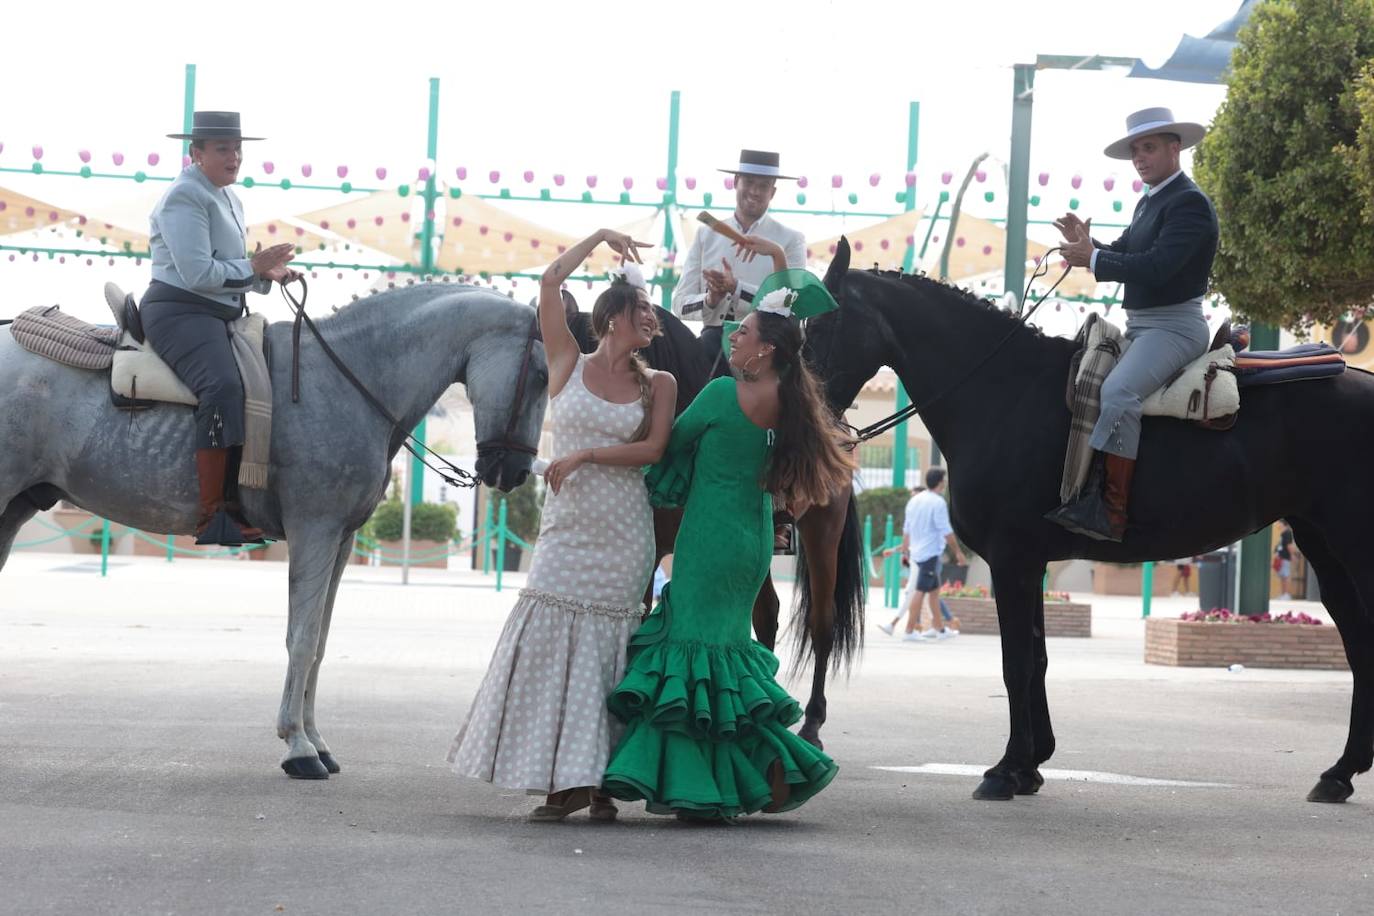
[649,369,678,393]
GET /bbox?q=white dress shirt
[671,212,805,327]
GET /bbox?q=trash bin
[1197,548,1236,611]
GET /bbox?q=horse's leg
[300,531,356,776]
[1291,520,1374,803]
[0,486,59,573]
[644,507,681,611]
[796,503,841,749]
[974,562,1046,801]
[753,575,780,651]
[1018,593,1054,795]
[276,526,348,779]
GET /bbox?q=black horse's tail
[791,491,867,676]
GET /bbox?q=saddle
[6,285,274,490]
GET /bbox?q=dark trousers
[141,290,246,450]
[698,325,730,379]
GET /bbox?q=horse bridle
[833,250,1071,446]
[280,279,540,489]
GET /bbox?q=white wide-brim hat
[1103,107,1206,160]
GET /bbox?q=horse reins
[839,250,1071,445]
[279,279,538,490]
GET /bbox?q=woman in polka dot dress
[449,229,676,823]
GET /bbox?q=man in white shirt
[893,469,965,641]
[672,149,806,371]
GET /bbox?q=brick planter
[374,539,450,570]
[1092,562,1178,596]
[1145,617,1348,670]
[942,597,1092,638]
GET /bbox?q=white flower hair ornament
[755,287,797,318]
[607,261,648,292]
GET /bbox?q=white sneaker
[878,622,895,636]
[901,631,927,642]
[936,628,958,640]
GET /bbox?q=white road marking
[874,763,1239,788]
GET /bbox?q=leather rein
[279,279,540,490]
[839,251,1071,445]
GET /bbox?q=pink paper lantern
[684,176,696,190]
[656,177,667,190]
[1103,177,1115,191]
[375,167,388,180]
[530,238,540,248]
[25,206,35,217]
[263,161,275,175]
[451,217,463,227]
[854,240,864,251]
[31,145,43,160]
[455,166,467,180]
[982,244,993,255]
[337,165,348,179]
[147,152,160,166]
[374,216,385,226]
[425,210,435,221]
[1132,179,1144,193]
[586,175,598,188]
[401,212,411,223]
[955,236,966,248]
[1038,171,1049,186]
[523,170,535,183]
[347,218,357,229]
[488,170,500,183]
[267,223,278,234]
[724,177,734,190]
[112,152,124,166]
[904,172,916,187]
[553,173,565,186]
[797,176,809,189]
[294,226,305,237]
[975,170,986,183]
[77,214,87,225]
[905,235,915,246]
[1070,174,1082,189]
[880,239,891,250]
[417,166,430,181]
[182,155,191,168]
[831,174,843,188]
[622,177,633,190]
[301,163,313,178]
[479,225,489,235]
[320,220,331,230]
[48,211,58,222]
[941,171,953,185]
[828,244,837,254]
[503,231,514,242]
[869,173,881,187]
[78,149,91,163]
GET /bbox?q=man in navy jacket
[1046,107,1219,542]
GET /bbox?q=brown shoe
[528,787,592,823]
[194,448,265,546]
[1102,453,1136,541]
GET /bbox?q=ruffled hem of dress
[518,586,644,619]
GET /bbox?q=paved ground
[1,552,1369,915]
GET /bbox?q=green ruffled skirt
[602,588,837,818]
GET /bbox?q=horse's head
[466,301,548,490]
[803,237,894,413]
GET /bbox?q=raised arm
[540,228,650,397]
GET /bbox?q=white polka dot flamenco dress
[448,355,656,794]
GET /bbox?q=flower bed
[938,583,1092,638]
[1145,612,1347,670]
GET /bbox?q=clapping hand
[251,241,295,278]
[1053,212,1095,269]
[703,259,737,306]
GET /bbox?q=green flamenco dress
[602,377,837,817]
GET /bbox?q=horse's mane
[862,268,1053,342]
[315,280,514,335]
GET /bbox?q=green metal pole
[181,64,196,159]
[1141,561,1154,618]
[892,102,920,489]
[100,519,111,578]
[1238,322,1281,615]
[411,77,440,509]
[495,499,508,593]
[1005,64,1035,313]
[481,498,493,575]
[883,515,896,608]
[659,90,681,309]
[166,533,175,562]
[863,514,873,576]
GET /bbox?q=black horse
[803,238,1374,804]
[568,298,866,747]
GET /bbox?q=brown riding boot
[195,448,264,546]
[1102,453,1136,542]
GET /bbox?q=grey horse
[0,284,547,779]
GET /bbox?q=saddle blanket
[1061,314,1239,502]
[7,298,272,490]
[1235,342,1345,386]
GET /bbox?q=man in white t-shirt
[888,469,965,641]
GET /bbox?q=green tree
[486,477,543,545]
[1192,0,1374,331]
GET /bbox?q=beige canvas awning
[805,209,925,272]
[0,186,83,237]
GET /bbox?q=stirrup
[196,508,267,547]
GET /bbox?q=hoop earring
[741,352,765,381]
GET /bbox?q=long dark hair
[590,279,658,442]
[751,311,854,507]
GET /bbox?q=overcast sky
[2,0,1240,327]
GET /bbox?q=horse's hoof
[972,773,1017,800]
[317,752,341,774]
[798,725,824,751]
[1307,776,1353,803]
[281,756,330,780]
[1014,769,1044,795]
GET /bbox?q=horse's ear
[823,237,850,301]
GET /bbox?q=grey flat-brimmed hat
[167,111,264,141]
[718,149,797,181]
[1103,107,1205,160]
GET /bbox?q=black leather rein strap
[279,279,484,490]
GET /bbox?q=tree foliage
[1192,0,1374,331]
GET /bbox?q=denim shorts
[914,556,940,592]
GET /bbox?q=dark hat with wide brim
[717,149,797,181]
[167,110,264,141]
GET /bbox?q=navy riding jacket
[1092,172,1218,310]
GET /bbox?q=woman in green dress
[602,257,855,820]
